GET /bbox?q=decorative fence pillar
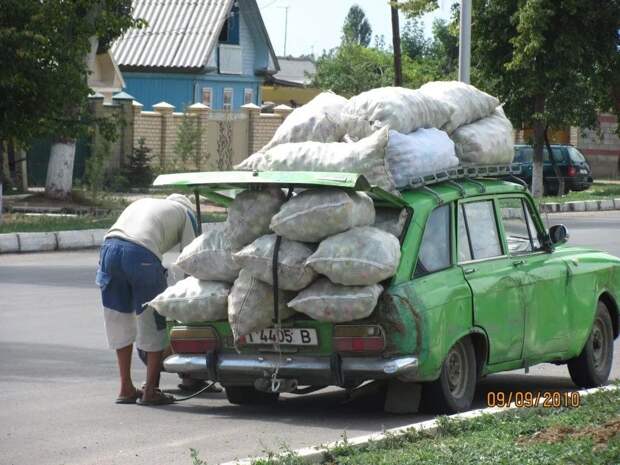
[241,103,262,155]
[112,92,135,167]
[153,101,175,169]
[273,104,293,121]
[187,103,210,171]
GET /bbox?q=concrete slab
[600,199,615,211]
[585,200,601,211]
[0,233,20,253]
[57,230,94,250]
[17,232,57,252]
[565,201,586,212]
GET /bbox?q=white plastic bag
[228,269,295,339]
[232,234,318,291]
[419,81,500,133]
[147,277,230,323]
[262,91,348,151]
[270,189,375,242]
[174,222,240,282]
[306,226,401,286]
[374,207,408,238]
[386,128,459,188]
[235,127,396,193]
[227,187,286,250]
[288,278,382,323]
[451,107,515,164]
[341,87,455,140]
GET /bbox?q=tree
[342,5,372,47]
[124,138,154,188]
[428,17,459,77]
[390,2,403,86]
[472,0,620,197]
[0,0,143,199]
[401,19,429,60]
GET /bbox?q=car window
[414,204,451,277]
[524,202,542,250]
[567,146,586,163]
[498,198,534,254]
[457,205,472,262]
[518,147,563,163]
[461,201,503,260]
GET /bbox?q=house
[88,50,125,102]
[111,0,279,111]
[262,57,320,107]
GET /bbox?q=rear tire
[224,386,279,405]
[568,302,614,388]
[421,337,477,414]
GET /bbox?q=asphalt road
[1,211,619,465]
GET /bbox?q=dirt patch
[519,417,620,447]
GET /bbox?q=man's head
[166,194,195,213]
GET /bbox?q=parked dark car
[514,144,593,195]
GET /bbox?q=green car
[156,169,619,413]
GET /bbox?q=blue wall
[123,72,262,111]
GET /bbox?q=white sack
[262,92,348,151]
[232,234,318,291]
[288,278,382,323]
[451,107,515,165]
[270,189,375,242]
[147,277,230,323]
[228,269,295,339]
[386,128,459,188]
[307,226,401,286]
[374,207,408,238]
[235,127,396,193]
[174,222,240,282]
[419,81,500,133]
[342,87,455,140]
[227,187,286,250]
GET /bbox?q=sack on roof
[373,207,408,238]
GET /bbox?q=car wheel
[567,302,614,388]
[421,337,477,414]
[224,386,279,405]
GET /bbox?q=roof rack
[406,163,523,191]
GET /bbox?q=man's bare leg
[116,344,139,398]
[142,350,163,401]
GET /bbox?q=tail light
[170,326,219,354]
[567,166,577,177]
[333,325,385,353]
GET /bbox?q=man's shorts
[96,238,168,351]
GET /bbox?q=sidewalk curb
[219,384,619,465]
[539,197,620,213]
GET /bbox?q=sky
[258,0,454,58]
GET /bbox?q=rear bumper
[163,352,419,386]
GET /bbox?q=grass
[540,182,620,204]
[246,387,620,465]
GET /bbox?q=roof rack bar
[464,177,486,193]
[446,180,466,197]
[421,185,444,205]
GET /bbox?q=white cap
[166,193,195,212]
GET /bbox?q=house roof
[112,0,278,71]
[269,57,316,87]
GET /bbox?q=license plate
[245,328,318,346]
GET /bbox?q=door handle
[512,259,525,267]
[463,267,477,275]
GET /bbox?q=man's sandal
[136,391,175,406]
[115,389,143,404]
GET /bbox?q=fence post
[187,103,210,171]
[112,92,135,168]
[273,104,293,121]
[153,101,175,170]
[241,103,261,154]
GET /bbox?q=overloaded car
[513,144,593,195]
[154,168,619,414]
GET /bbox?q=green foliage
[84,135,111,201]
[401,19,430,60]
[175,112,208,171]
[428,17,459,77]
[124,137,154,188]
[342,4,372,47]
[396,0,439,17]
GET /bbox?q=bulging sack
[147,277,230,323]
[227,187,286,250]
[342,86,455,140]
[374,207,408,238]
[270,189,375,242]
[419,81,500,133]
[307,226,401,286]
[174,222,240,282]
[228,269,295,339]
[235,127,396,193]
[451,107,515,165]
[232,234,318,291]
[261,91,348,151]
[288,278,382,323]
[386,128,459,188]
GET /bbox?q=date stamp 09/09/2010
[486,390,582,409]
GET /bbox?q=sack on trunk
[451,107,515,165]
[227,187,286,250]
[147,277,230,323]
[270,189,375,242]
[374,207,408,238]
[228,269,295,339]
[235,127,396,193]
[232,234,318,291]
[341,87,455,140]
[386,128,459,188]
[261,91,348,151]
[306,226,401,285]
[174,222,240,282]
[419,81,500,134]
[288,278,382,323]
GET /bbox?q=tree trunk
[545,125,565,196]
[391,3,402,86]
[531,95,546,198]
[45,141,76,199]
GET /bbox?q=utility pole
[279,5,289,56]
[458,0,471,83]
[391,2,402,86]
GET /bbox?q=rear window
[567,147,586,163]
[516,147,563,163]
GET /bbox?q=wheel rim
[591,317,610,374]
[446,342,469,399]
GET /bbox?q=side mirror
[549,224,569,245]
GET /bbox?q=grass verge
[540,182,620,204]
[247,387,620,465]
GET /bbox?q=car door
[457,198,525,365]
[496,196,571,361]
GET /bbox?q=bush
[124,137,154,188]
